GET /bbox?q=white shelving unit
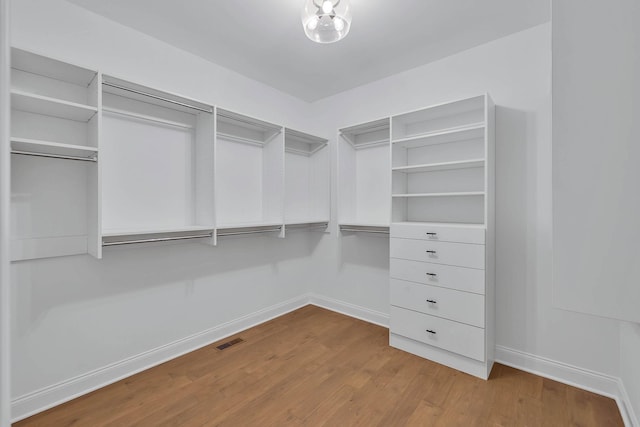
[284,128,329,232]
[215,108,284,237]
[100,76,216,250]
[10,48,100,261]
[389,94,496,379]
[338,118,391,233]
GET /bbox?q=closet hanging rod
[340,228,390,234]
[102,81,213,114]
[103,233,213,247]
[217,227,281,237]
[11,150,97,162]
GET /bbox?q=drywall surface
[552,0,640,324]
[10,0,319,400]
[1,0,12,425]
[309,23,621,376]
[620,322,640,425]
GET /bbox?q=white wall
[10,0,320,405]
[1,1,11,425]
[309,23,622,377]
[551,1,640,424]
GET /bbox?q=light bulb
[333,17,344,31]
[322,0,333,14]
[306,16,319,31]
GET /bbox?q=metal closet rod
[217,227,282,237]
[340,228,390,234]
[11,150,97,162]
[102,81,213,114]
[103,233,213,247]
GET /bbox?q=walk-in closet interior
[0,1,639,426]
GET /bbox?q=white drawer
[390,279,484,327]
[390,238,485,269]
[391,223,485,244]
[389,306,485,362]
[390,258,485,294]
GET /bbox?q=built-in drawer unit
[390,279,484,327]
[391,223,485,244]
[389,306,485,362]
[390,258,485,294]
[390,238,485,269]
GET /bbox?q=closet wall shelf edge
[392,159,485,174]
[11,90,97,121]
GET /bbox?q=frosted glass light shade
[302,0,352,43]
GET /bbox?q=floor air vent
[216,338,244,350]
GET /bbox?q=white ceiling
[67,0,550,102]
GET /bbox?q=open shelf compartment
[215,109,284,233]
[338,118,391,231]
[284,128,329,229]
[9,48,101,261]
[101,75,216,249]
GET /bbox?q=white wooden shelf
[10,137,98,160]
[392,124,485,148]
[12,47,97,86]
[284,128,327,156]
[392,159,484,174]
[340,118,390,149]
[392,192,485,198]
[11,90,97,122]
[217,108,282,146]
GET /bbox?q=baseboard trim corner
[495,345,636,427]
[307,293,389,328]
[11,294,309,423]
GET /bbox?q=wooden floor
[15,305,623,426]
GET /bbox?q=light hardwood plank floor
[14,305,623,426]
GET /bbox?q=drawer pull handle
[426,299,437,304]
[426,250,437,254]
[426,232,437,236]
[426,273,437,277]
[426,329,437,335]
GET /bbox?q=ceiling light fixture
[302,0,352,44]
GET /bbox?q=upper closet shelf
[12,47,97,86]
[340,118,390,149]
[392,191,485,198]
[392,159,485,174]
[285,128,327,156]
[10,137,98,161]
[11,90,97,122]
[217,108,282,146]
[102,76,213,114]
[392,124,485,148]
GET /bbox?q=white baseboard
[11,294,309,423]
[495,345,637,427]
[307,293,389,328]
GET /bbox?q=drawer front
[391,223,485,244]
[390,279,485,327]
[389,306,485,361]
[390,258,485,294]
[390,238,485,269]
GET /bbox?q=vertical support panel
[0,1,11,424]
